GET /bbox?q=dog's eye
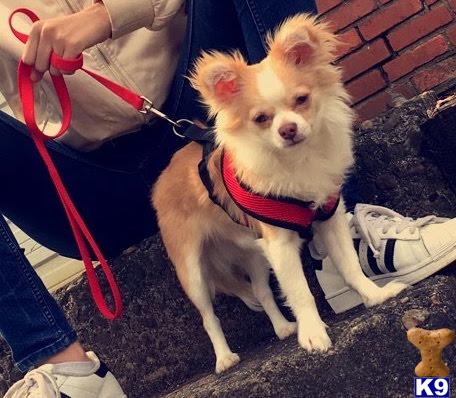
[254,113,269,124]
[296,95,309,106]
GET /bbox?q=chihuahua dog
[152,14,407,374]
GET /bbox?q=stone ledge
[354,91,456,218]
[167,275,456,398]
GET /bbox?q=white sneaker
[313,204,456,314]
[4,352,126,398]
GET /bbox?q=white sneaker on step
[312,204,456,314]
[4,352,126,398]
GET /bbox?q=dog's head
[190,14,349,152]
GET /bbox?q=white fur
[217,84,354,205]
[205,64,237,90]
[256,65,311,149]
[246,245,298,339]
[271,110,310,148]
[184,249,237,373]
[258,232,332,351]
[256,66,286,104]
[313,205,407,308]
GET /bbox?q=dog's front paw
[363,281,408,308]
[298,320,332,352]
[274,321,297,340]
[215,352,240,374]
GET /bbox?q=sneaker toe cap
[421,218,456,256]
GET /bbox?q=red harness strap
[8,8,155,320]
[221,151,340,238]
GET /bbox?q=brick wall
[317,0,456,120]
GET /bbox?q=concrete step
[166,275,456,398]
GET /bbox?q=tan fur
[152,143,262,304]
[267,14,339,66]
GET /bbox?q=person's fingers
[34,37,53,76]
[62,43,81,60]
[22,21,41,66]
[60,47,81,75]
[31,69,44,82]
[49,41,64,77]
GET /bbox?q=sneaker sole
[317,242,456,314]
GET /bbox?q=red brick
[355,91,392,121]
[346,70,387,104]
[449,23,456,44]
[316,0,342,14]
[323,0,377,32]
[338,39,391,81]
[390,82,418,100]
[336,29,363,59]
[449,0,456,11]
[413,56,456,91]
[383,35,449,81]
[379,0,393,4]
[425,0,440,4]
[359,0,423,40]
[387,6,453,51]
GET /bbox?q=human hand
[22,2,112,82]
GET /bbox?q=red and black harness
[185,124,340,240]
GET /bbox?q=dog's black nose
[279,123,297,140]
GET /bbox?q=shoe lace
[351,204,447,259]
[4,369,59,398]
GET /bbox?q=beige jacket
[0,0,186,150]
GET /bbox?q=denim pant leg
[0,111,158,259]
[0,216,77,372]
[162,0,361,210]
[231,0,317,63]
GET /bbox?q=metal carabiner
[173,119,195,138]
[139,97,195,139]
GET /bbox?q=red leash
[8,8,162,320]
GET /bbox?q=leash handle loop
[10,8,124,320]
[10,8,145,137]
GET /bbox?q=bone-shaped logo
[407,328,455,377]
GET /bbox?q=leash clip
[139,95,156,115]
[140,96,194,138]
[140,96,180,127]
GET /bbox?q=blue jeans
[0,0,359,372]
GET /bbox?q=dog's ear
[268,14,338,66]
[190,51,247,111]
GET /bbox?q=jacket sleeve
[97,0,184,39]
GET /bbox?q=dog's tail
[203,241,263,312]
[239,293,263,312]
[212,264,263,312]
